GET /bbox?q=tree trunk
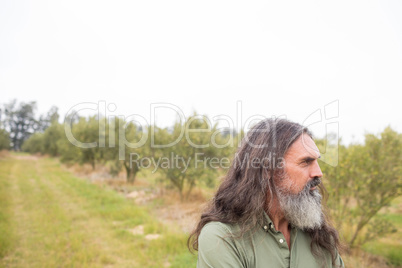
[124,162,138,184]
[185,181,196,201]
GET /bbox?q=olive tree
[318,127,401,248]
[153,114,232,201]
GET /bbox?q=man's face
[275,133,324,230]
[281,133,323,194]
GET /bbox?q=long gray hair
[188,118,341,265]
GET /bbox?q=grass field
[0,153,197,268]
[0,152,401,268]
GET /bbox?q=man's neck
[272,213,290,233]
[267,198,291,249]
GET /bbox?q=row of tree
[1,100,401,249]
[20,110,237,201]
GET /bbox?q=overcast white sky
[1,0,401,144]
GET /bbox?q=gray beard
[276,177,324,231]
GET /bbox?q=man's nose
[311,161,323,178]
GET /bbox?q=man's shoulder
[197,222,250,267]
[199,221,237,239]
[199,221,258,249]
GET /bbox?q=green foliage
[42,122,63,156]
[108,159,123,177]
[319,127,402,249]
[153,113,232,201]
[0,129,10,150]
[2,99,38,150]
[363,240,402,266]
[57,135,83,164]
[59,116,106,169]
[21,132,45,154]
[36,106,59,132]
[105,117,150,183]
[2,100,60,151]
[21,122,64,156]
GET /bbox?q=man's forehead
[287,134,321,159]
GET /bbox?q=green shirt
[197,213,344,268]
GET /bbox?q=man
[188,118,344,268]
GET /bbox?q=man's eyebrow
[299,155,320,162]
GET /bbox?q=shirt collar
[261,211,275,232]
[261,211,296,233]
